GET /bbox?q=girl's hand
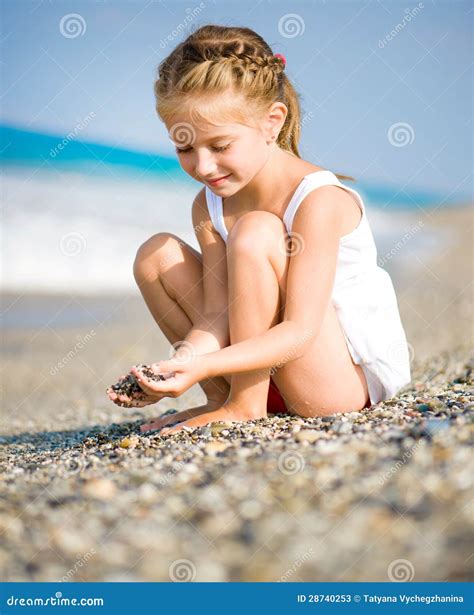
[107,387,164,408]
[131,355,209,399]
[106,373,166,408]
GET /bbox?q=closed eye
[175,144,231,154]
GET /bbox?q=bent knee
[133,232,184,279]
[227,211,286,254]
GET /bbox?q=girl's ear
[264,102,288,143]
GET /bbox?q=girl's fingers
[152,361,177,376]
[140,422,160,433]
[134,377,160,395]
[140,416,173,432]
[160,419,188,435]
[160,425,177,436]
[131,367,177,395]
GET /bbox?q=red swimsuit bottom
[267,377,288,413]
[267,376,372,413]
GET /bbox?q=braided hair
[154,24,354,181]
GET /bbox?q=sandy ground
[1,204,472,582]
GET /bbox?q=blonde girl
[107,24,411,434]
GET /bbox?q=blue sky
[1,0,472,199]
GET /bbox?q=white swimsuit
[205,170,411,405]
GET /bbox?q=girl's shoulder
[296,162,328,175]
[283,154,329,179]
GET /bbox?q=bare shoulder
[293,184,362,238]
[191,188,213,232]
[191,187,208,222]
[191,188,224,245]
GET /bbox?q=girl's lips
[208,174,231,186]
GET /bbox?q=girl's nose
[194,150,217,178]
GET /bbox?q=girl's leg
[160,210,369,434]
[195,210,368,419]
[225,212,369,417]
[129,233,231,427]
[223,213,290,415]
[161,212,292,433]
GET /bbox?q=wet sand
[0,204,472,582]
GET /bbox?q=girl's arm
[173,189,230,360]
[149,187,345,393]
[201,186,344,377]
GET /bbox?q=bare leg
[160,213,290,434]
[161,210,369,434]
[223,213,289,413]
[119,233,231,429]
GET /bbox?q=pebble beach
[1,204,472,583]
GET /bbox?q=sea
[1,124,462,297]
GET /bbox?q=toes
[140,422,160,433]
[160,423,182,436]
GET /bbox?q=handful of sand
[108,363,167,398]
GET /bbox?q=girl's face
[166,99,275,195]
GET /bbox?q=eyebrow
[203,134,234,141]
[173,134,235,146]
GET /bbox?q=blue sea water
[0,124,463,296]
[1,124,464,208]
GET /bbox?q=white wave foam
[1,169,448,294]
[2,169,200,294]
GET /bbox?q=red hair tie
[274,53,286,68]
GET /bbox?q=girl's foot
[159,401,267,436]
[140,396,227,432]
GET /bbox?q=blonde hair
[154,24,355,182]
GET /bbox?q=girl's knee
[133,232,182,277]
[228,211,285,256]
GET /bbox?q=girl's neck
[227,147,323,215]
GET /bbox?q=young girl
[107,24,411,435]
